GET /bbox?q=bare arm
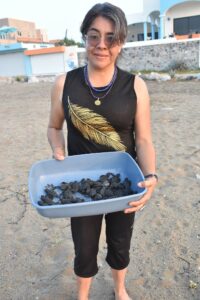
[134,76,156,175]
[125,75,157,213]
[47,74,66,160]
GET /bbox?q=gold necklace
[88,86,115,106]
[94,99,101,106]
[84,66,118,106]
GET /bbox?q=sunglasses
[85,32,118,48]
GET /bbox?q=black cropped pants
[71,211,135,278]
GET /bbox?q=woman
[47,3,158,300]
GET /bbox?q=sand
[0,80,200,300]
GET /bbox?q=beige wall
[0,18,36,37]
[36,29,49,42]
[0,18,48,42]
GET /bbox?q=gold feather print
[68,97,126,151]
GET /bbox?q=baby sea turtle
[38,173,135,206]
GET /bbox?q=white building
[0,44,78,77]
[127,0,200,41]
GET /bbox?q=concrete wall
[0,51,25,76]
[127,0,160,24]
[0,46,78,77]
[0,18,36,38]
[77,39,200,71]
[0,18,48,42]
[127,23,152,42]
[28,46,78,76]
[143,0,160,17]
[160,0,200,15]
[30,52,66,76]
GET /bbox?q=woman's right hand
[52,146,65,160]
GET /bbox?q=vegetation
[15,76,28,82]
[130,67,200,75]
[56,37,84,48]
[167,60,189,72]
[173,69,200,74]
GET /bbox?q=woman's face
[85,16,123,70]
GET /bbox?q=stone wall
[78,39,200,72]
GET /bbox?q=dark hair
[80,2,127,44]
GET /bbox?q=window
[189,15,200,33]
[174,15,200,35]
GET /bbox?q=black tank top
[62,66,137,158]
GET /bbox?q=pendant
[94,98,101,106]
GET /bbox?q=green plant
[56,37,84,48]
[169,69,176,78]
[168,60,188,72]
[15,76,23,82]
[15,76,28,82]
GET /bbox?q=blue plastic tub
[28,152,147,218]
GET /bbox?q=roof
[24,46,66,56]
[0,26,17,34]
[17,37,46,43]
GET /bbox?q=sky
[0,0,143,41]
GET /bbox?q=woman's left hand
[124,177,158,213]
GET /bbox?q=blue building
[127,0,200,41]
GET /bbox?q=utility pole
[65,29,68,39]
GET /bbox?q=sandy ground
[0,79,200,300]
